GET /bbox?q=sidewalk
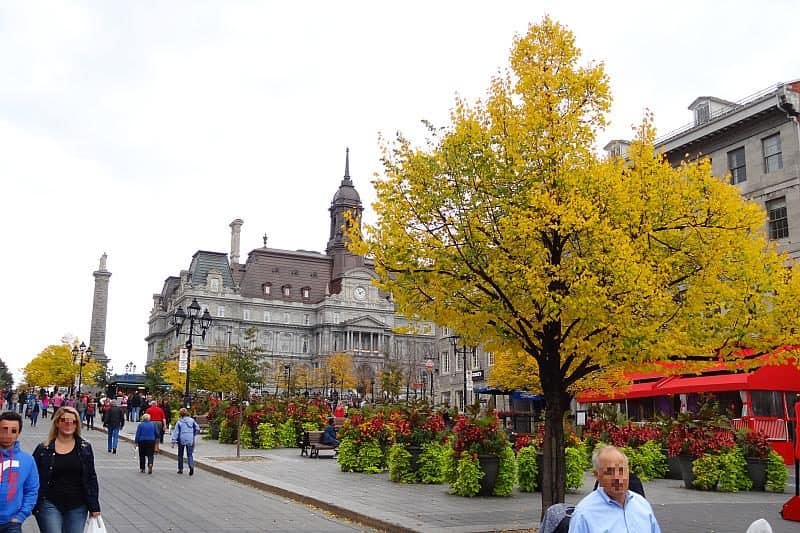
[115,421,796,533]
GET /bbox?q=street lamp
[125,361,136,375]
[448,335,469,412]
[425,358,435,406]
[71,342,93,395]
[284,364,292,396]
[172,298,213,408]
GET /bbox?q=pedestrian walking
[0,411,39,531]
[171,408,200,475]
[85,398,96,430]
[134,414,158,474]
[29,399,40,427]
[129,392,142,422]
[75,396,86,424]
[144,401,166,452]
[159,399,172,441]
[102,399,124,454]
[32,406,101,533]
[41,394,49,419]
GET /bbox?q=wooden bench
[300,430,336,458]
[195,415,210,434]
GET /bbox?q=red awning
[654,373,750,395]
[577,381,660,402]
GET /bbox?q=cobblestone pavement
[15,417,373,533]
[112,421,797,533]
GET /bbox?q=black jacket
[102,405,124,429]
[32,437,101,513]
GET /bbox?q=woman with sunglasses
[32,406,101,533]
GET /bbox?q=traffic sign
[178,348,188,373]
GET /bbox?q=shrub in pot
[736,428,770,491]
[766,450,788,492]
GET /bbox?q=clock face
[354,286,367,300]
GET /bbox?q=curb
[108,427,414,533]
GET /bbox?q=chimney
[229,218,243,264]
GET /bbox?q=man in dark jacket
[102,399,124,453]
[322,417,339,447]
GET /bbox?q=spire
[262,233,268,248]
[343,147,352,185]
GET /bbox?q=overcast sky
[1,1,798,383]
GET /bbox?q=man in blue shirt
[569,445,660,533]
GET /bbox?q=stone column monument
[89,253,111,364]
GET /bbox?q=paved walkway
[116,421,797,533]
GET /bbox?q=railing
[655,83,783,146]
[732,416,789,441]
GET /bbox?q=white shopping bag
[83,516,108,533]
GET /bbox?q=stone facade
[608,80,800,259]
[89,253,111,363]
[145,151,437,396]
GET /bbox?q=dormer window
[282,285,291,297]
[209,278,219,291]
[263,283,272,296]
[694,102,710,125]
[302,287,310,299]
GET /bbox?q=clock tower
[326,148,364,283]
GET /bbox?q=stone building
[606,79,800,259]
[145,151,436,397]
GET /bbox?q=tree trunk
[538,344,568,518]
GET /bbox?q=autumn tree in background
[379,361,403,402]
[325,352,356,396]
[351,17,800,511]
[0,359,14,390]
[24,343,103,390]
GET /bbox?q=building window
[263,311,270,322]
[303,314,310,325]
[455,350,463,371]
[263,284,271,296]
[302,287,310,299]
[456,390,464,411]
[694,102,710,125]
[217,306,225,318]
[209,277,220,291]
[487,352,495,366]
[763,134,783,173]
[284,312,290,323]
[471,349,480,369]
[302,337,308,354]
[282,286,291,297]
[766,197,789,239]
[440,351,450,374]
[243,309,250,321]
[727,147,746,184]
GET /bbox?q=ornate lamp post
[425,358,435,407]
[448,335,469,412]
[171,298,212,408]
[125,361,136,375]
[72,342,93,395]
[284,364,292,396]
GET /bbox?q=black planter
[677,454,696,489]
[407,445,423,473]
[666,454,683,480]
[477,455,500,496]
[746,457,767,491]
[535,453,544,492]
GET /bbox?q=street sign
[466,379,473,391]
[178,348,188,373]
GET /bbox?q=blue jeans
[34,500,87,533]
[130,406,140,422]
[177,443,194,472]
[107,426,120,450]
[0,521,22,533]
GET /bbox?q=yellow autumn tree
[325,352,356,393]
[350,17,800,510]
[24,343,104,389]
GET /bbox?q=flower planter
[477,455,499,496]
[677,454,696,489]
[666,454,683,480]
[407,445,423,473]
[745,457,767,491]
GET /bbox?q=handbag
[83,516,108,533]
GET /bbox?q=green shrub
[624,440,667,481]
[566,445,588,490]
[692,454,720,490]
[766,450,788,492]
[517,446,539,492]
[337,438,385,473]
[449,455,483,497]
[219,419,234,444]
[337,438,359,472]
[493,445,516,497]
[277,420,297,448]
[417,442,449,484]
[239,424,254,448]
[256,423,278,449]
[388,444,415,483]
[717,447,751,492]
